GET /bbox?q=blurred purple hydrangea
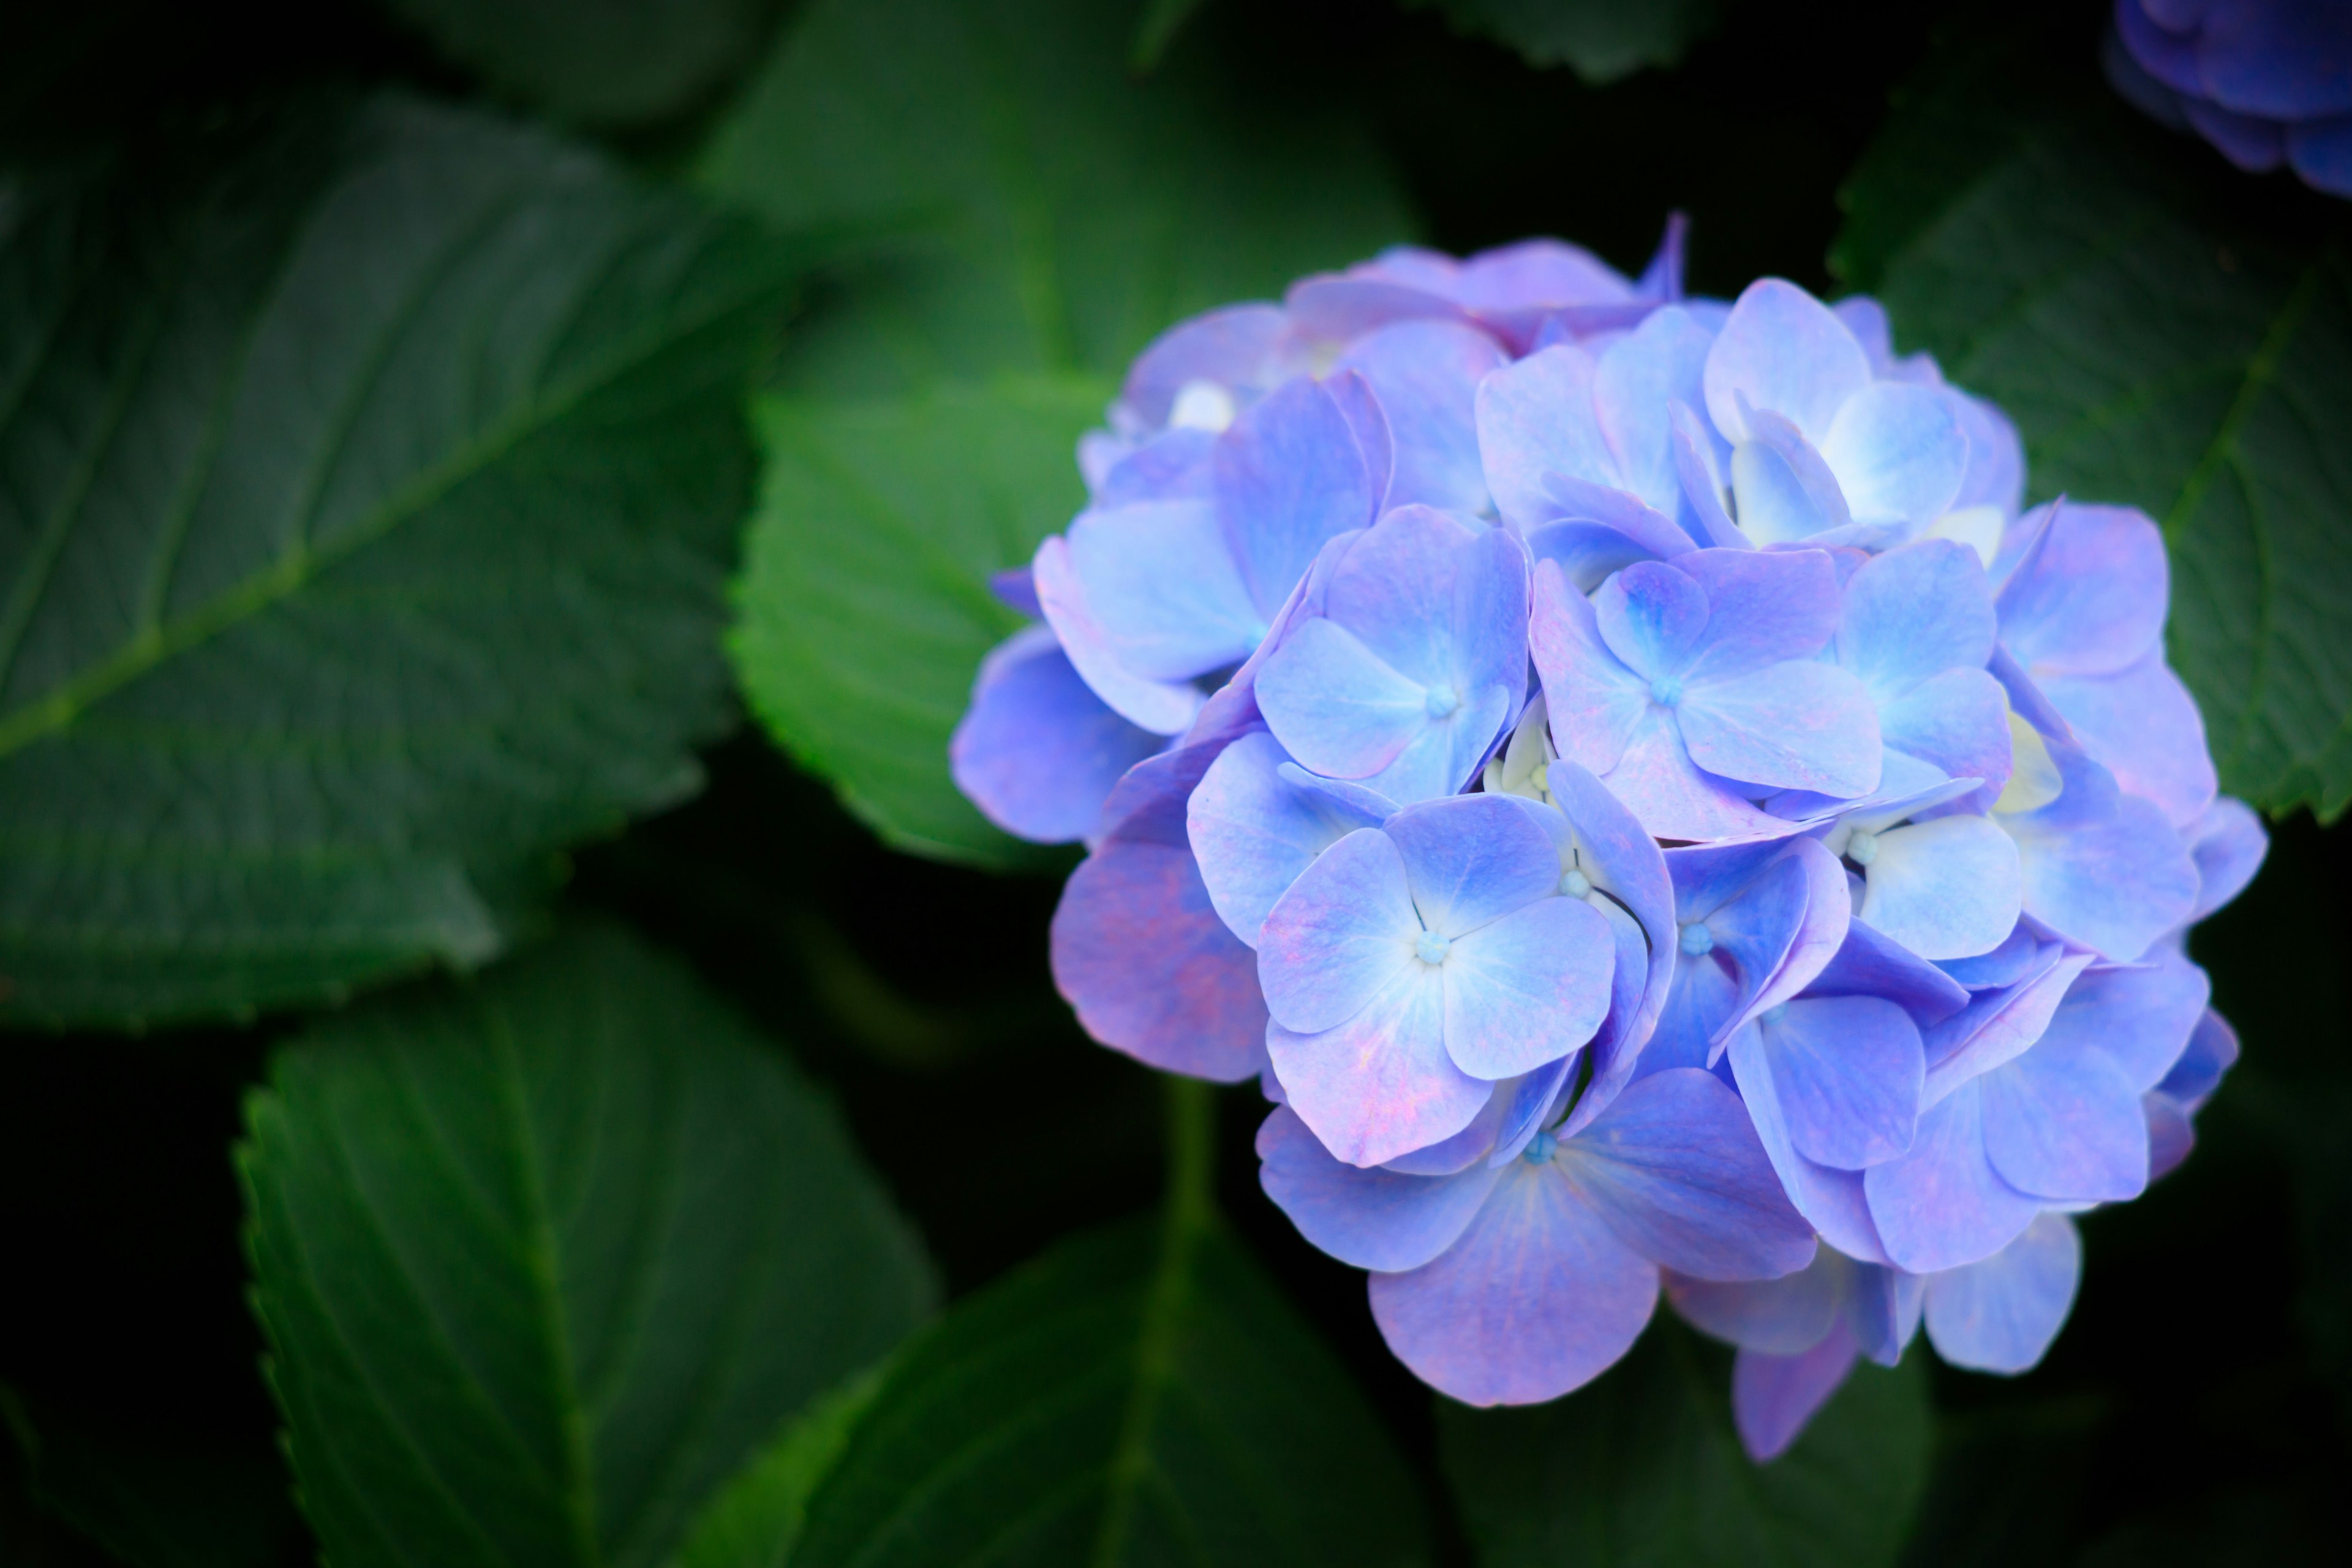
[951,229,2262,1456]
[2108,0,2352,197]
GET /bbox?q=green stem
[1159,1072,1216,1238]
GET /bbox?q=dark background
[4,2,2346,1562]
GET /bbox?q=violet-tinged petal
[2039,651,2217,827]
[2184,95,2290,169]
[1679,659,1883,798]
[951,626,1164,843]
[1607,714,1799,840]
[1997,500,2168,676]
[1118,301,1286,428]
[1923,946,2096,1104]
[1368,1162,1658,1406]
[1705,278,1874,445]
[1859,813,2024,962]
[1532,473,1697,568]
[1935,922,2040,990]
[1558,899,1658,1139]
[1387,1084,1515,1175]
[1530,559,1653,773]
[1812,918,1973,1024]
[1444,895,1616,1079]
[1670,399,1748,549]
[1863,1080,2044,1274]
[1879,667,2014,794]
[1733,1323,1862,1463]
[1456,236,1640,312]
[1255,617,1430,780]
[2288,115,2352,197]
[1838,538,1999,701]
[1476,344,1614,527]
[2177,0,2352,119]
[1727,1026,1894,1265]
[1066,499,1264,680]
[1034,534,1204,734]
[1819,381,1968,526]
[1213,375,1379,620]
[1366,682,1516,807]
[1923,1211,2081,1374]
[1595,305,1718,517]
[1668,1247,1844,1355]
[1765,995,1925,1171]
[1324,368,1395,513]
[2158,1007,2241,1108]
[1640,948,1741,1080]
[1051,837,1267,1082]
[2002,744,2199,960]
[1678,547,1844,682]
[989,564,1042,617]
[1322,505,1480,687]
[1452,523,1534,693]
[1095,427,1215,506]
[2042,950,2211,1091]
[1728,414,1850,545]
[1560,1067,1819,1282]
[1594,558,1711,678]
[1979,1038,2149,1203]
[2185,796,2269,922]
[1268,965,1492,1167]
[1257,1105,1501,1272]
[1385,792,1563,938]
[1849,1263,1926,1367]
[1258,826,1417,1032]
[2115,0,2203,96]
[1338,318,1506,513]
[1701,837,1853,1040]
[1188,730,1378,946]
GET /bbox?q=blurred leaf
[787,1213,1433,1567]
[0,93,791,1027]
[733,377,1102,868]
[239,919,937,1568]
[1130,0,1210,72]
[1895,1396,2100,1568]
[704,0,1412,863]
[377,0,783,129]
[665,1366,884,1568]
[1,1388,298,1568]
[1838,23,2352,820]
[1406,0,1724,84]
[1439,1317,1931,1568]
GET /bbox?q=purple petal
[1595,306,1719,518]
[2002,745,2200,961]
[1324,505,1483,687]
[1594,559,1711,678]
[1848,1262,1926,1366]
[1369,1161,1659,1405]
[2040,949,2211,1091]
[1922,1211,2079,1374]
[1860,814,2024,962]
[1257,1105,1501,1272]
[2040,650,2217,827]
[951,627,1164,843]
[1476,344,1614,527]
[1095,428,1216,506]
[1444,895,1616,1079]
[1669,399,1747,549]
[2288,114,2352,197]
[1728,413,1850,545]
[1733,1322,1861,1462]
[1559,899,1659,1137]
[1118,302,1286,428]
[1667,1246,1844,1355]
[1838,538,1999,701]
[1997,501,2167,677]
[1065,499,1264,680]
[2184,796,2269,922]
[1213,375,1379,619]
[1680,659,1883,798]
[1324,368,1395,512]
[1765,995,1925,1171]
[1705,278,1873,445]
[1033,534,1202,734]
[1678,547,1845,682]
[1811,918,1972,1024]
[1258,826,1418,1032]
[1923,946,2095,1104]
[989,565,1042,617]
[1607,711,1799,840]
[1269,965,1493,1167]
[1560,1068,1819,1281]
[1820,382,1967,526]
[1188,730,1379,946]
[1385,791,1562,938]
[1256,617,1430,781]
[1531,560,1653,775]
[1863,1080,2044,1274]
[1879,667,2013,794]
[1338,319,1506,513]
[1727,1027,1894,1264]
[1051,837,1267,1082]
[1979,1037,2148,1204]
[1699,836,1853,1038]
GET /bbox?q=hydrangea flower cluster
[951,225,2266,1459]
[2106,0,2352,197]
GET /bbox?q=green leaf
[1836,26,2352,819]
[239,918,937,1568]
[1129,0,1211,72]
[704,0,1413,864]
[0,93,791,1026]
[1406,0,1725,85]
[731,377,1102,868]
[665,1366,886,1568]
[787,1214,1434,1567]
[378,0,785,129]
[1438,1317,1932,1568]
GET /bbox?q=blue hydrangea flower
[2108,0,2352,197]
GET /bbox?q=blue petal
[1188,729,1380,946]
[1733,1323,1861,1462]
[1594,558,1711,679]
[1922,945,2095,1104]
[2035,949,2211,1092]
[2040,650,2217,827]
[2001,744,2200,960]
[1819,382,1967,526]
[1679,659,1883,798]
[1444,895,1616,1079]
[1337,319,1506,513]
[1667,1245,1844,1354]
[1594,305,1719,518]
[1035,533,1204,734]
[1847,1262,1926,1366]
[1324,505,1482,687]
[1836,538,1999,703]
[1765,995,1924,1170]
[1860,813,2024,961]
[1692,836,1853,1040]
[1669,399,1747,549]
[1978,1041,2148,1204]
[1604,709,1799,840]
[1256,1105,1500,1272]
[1997,500,2168,676]
[1268,964,1492,1168]
[2185,796,2268,922]
[1369,1161,1659,1405]
[1213,375,1379,619]
[1704,278,1873,445]
[1679,546,1845,681]
[1727,1027,1893,1265]
[1810,917,1972,1025]
[1558,899,1657,1137]
[1066,499,1265,680]
[1729,409,1852,545]
[1257,826,1418,1033]
[1879,668,2013,796]
[1922,1212,2079,1374]
[952,627,1164,843]
[1117,302,1286,428]
[1475,343,1615,527]
[1385,791,1562,938]
[1256,617,1430,782]
[1531,559,1653,775]
[1559,1067,1819,1281]
[1863,1080,2043,1275]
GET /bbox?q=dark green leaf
[378,0,785,129]
[239,919,937,1568]
[0,93,791,1026]
[1894,1397,2100,1568]
[731,378,1102,867]
[1439,1317,1931,1568]
[1406,0,1724,84]
[1837,26,2352,818]
[1130,0,1211,73]
[789,1213,1433,1568]
[705,0,1412,864]
[665,1366,885,1568]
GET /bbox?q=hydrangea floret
[2106,0,2352,198]
[951,225,2264,1459]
